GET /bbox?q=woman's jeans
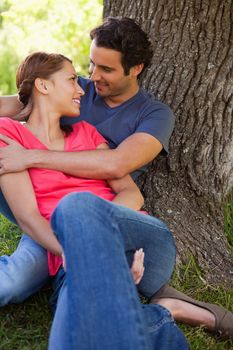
[48,192,188,350]
[0,189,175,305]
[0,191,49,305]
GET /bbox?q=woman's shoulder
[0,118,27,146]
[68,121,105,149]
[71,120,98,136]
[0,117,22,131]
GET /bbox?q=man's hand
[0,134,28,174]
[131,248,145,285]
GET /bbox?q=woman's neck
[25,105,65,151]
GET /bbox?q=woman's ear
[34,78,49,94]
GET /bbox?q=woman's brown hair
[16,51,73,135]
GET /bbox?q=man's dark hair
[90,17,153,77]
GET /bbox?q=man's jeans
[0,189,175,305]
[48,192,188,350]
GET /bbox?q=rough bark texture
[104,0,233,286]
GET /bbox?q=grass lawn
[0,206,232,350]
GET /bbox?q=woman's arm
[97,143,144,211]
[0,170,62,256]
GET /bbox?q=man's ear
[132,63,144,77]
[34,78,49,94]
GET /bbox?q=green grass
[171,258,233,349]
[0,293,51,350]
[0,206,233,349]
[0,217,52,350]
[224,201,233,253]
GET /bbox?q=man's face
[89,39,138,101]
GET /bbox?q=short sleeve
[135,102,175,153]
[82,121,107,148]
[0,118,22,148]
[69,121,108,151]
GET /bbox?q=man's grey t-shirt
[61,77,175,179]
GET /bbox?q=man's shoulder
[124,89,174,127]
[137,89,172,114]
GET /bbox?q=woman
[0,52,188,349]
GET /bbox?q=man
[0,17,232,338]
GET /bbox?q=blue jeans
[0,191,49,306]
[49,192,188,350]
[0,187,175,305]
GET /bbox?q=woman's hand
[131,248,145,285]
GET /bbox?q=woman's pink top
[0,118,115,275]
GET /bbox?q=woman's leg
[0,234,49,305]
[0,191,49,306]
[50,282,189,350]
[56,192,175,298]
[143,304,189,350]
[49,192,151,350]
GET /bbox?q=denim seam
[148,315,175,333]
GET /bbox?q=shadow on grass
[0,291,52,350]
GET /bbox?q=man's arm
[0,132,162,179]
[0,95,22,118]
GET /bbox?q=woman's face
[47,60,84,117]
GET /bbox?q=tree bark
[104,0,233,286]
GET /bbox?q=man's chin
[95,90,108,97]
[94,85,109,96]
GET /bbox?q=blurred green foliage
[0,0,103,95]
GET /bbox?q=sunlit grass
[171,256,233,349]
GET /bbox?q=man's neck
[104,86,140,108]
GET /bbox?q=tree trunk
[104,0,233,286]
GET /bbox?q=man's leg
[0,191,49,306]
[143,304,189,349]
[49,192,152,350]
[150,285,233,339]
[50,281,189,350]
